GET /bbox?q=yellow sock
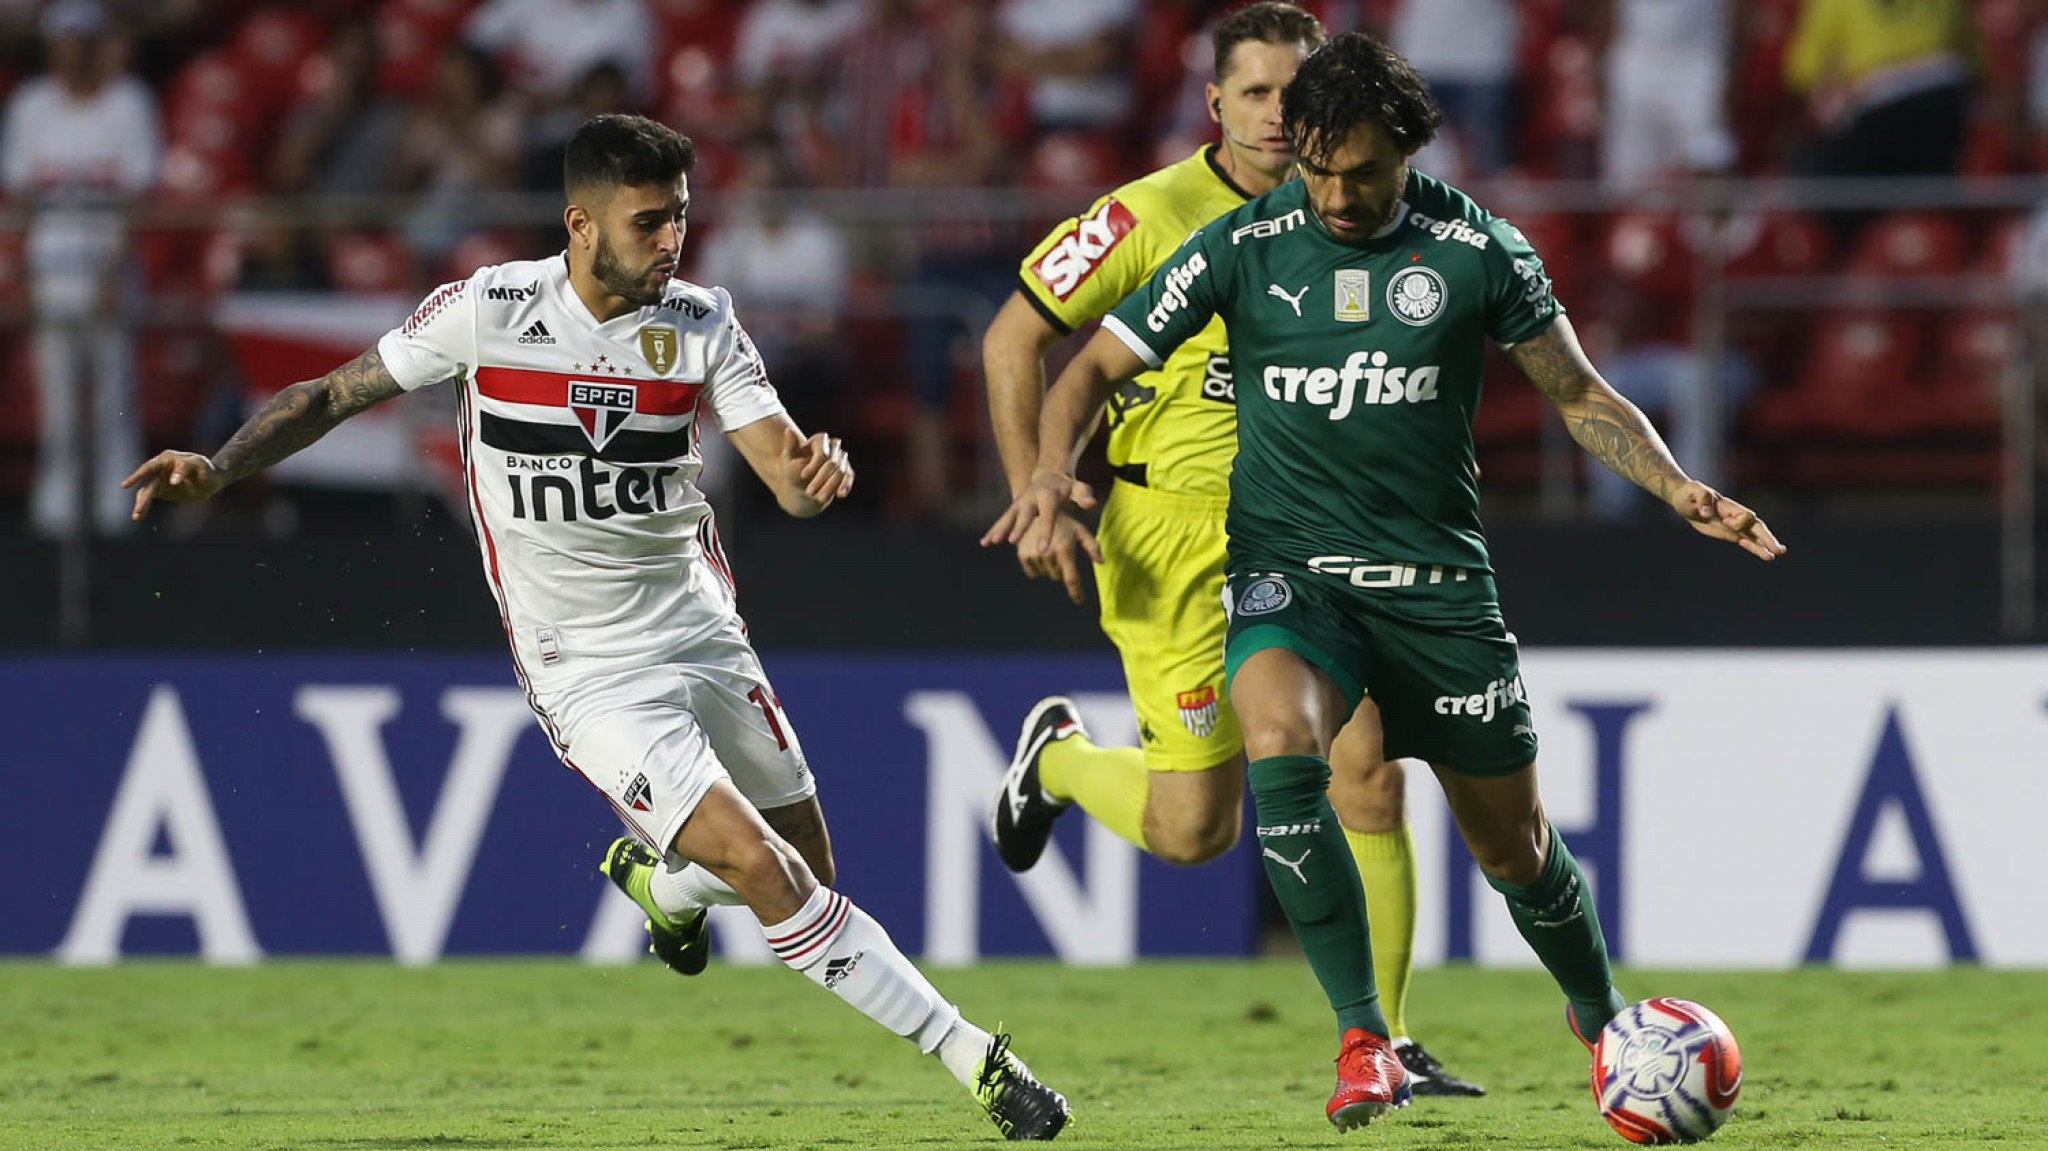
[1345,826,1417,1039]
[1038,734,1151,851]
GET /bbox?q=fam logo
[570,381,638,451]
[1176,685,1219,737]
[1387,266,1447,326]
[1234,575,1292,617]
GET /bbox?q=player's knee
[1466,830,1544,887]
[1240,712,1325,761]
[710,834,815,908]
[1147,814,1240,866]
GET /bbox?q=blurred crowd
[2,0,2047,534]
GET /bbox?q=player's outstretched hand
[1027,511,1104,604]
[982,470,1098,548]
[785,425,853,507]
[982,471,1104,603]
[1670,481,1785,561]
[123,451,225,521]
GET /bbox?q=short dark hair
[1281,32,1441,163]
[1214,1,1325,80]
[564,114,696,200]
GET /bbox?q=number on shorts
[747,684,789,751]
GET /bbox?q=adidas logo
[822,949,865,989]
[517,321,555,345]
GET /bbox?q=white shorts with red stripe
[544,627,813,854]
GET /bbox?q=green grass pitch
[3,960,2040,1149]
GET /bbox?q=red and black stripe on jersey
[475,366,705,463]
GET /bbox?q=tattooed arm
[1508,317,1688,503]
[1509,317,1787,561]
[123,348,408,520]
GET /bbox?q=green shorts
[1222,565,1537,776]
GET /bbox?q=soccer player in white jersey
[122,113,1069,1143]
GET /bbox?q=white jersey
[377,255,785,692]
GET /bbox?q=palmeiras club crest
[1177,685,1220,737]
[569,381,637,450]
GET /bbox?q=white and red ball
[1592,997,1743,1144]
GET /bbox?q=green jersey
[1102,172,1562,586]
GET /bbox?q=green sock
[1485,825,1625,1035]
[1248,755,1386,1040]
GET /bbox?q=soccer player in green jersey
[991,33,1784,1131]
[981,2,1477,1098]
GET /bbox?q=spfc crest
[640,326,679,374]
[1176,686,1219,737]
[569,380,637,450]
[622,772,653,813]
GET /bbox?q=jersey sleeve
[1100,227,1225,370]
[1016,192,1157,333]
[702,287,788,432]
[377,277,477,391]
[1481,216,1566,347]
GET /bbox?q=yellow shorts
[1094,479,1240,771]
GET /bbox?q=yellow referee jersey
[1784,0,1976,93]
[1016,146,1256,497]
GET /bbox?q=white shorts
[542,638,814,854]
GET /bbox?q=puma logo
[1263,846,1313,885]
[1268,283,1308,317]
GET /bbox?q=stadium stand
[0,0,2041,522]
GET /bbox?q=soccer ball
[1592,997,1743,1144]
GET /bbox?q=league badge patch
[1176,686,1219,737]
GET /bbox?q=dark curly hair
[565,114,696,200]
[1281,33,1441,165]
[1213,2,1325,80]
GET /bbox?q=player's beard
[591,232,671,308]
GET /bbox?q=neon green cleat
[974,1031,1069,1141]
[601,837,710,976]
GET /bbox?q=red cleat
[1567,1003,1598,1051]
[1326,1028,1411,1131]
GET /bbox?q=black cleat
[1394,1038,1486,1097]
[602,836,711,976]
[988,697,1081,873]
[975,1031,1070,1141]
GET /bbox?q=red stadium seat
[1969,211,2034,277]
[1915,307,2016,436]
[1722,211,1831,279]
[1846,212,1970,277]
[439,231,523,283]
[1026,132,1122,191]
[138,228,244,298]
[231,7,328,103]
[164,52,264,146]
[158,139,256,199]
[326,232,416,294]
[1601,211,1690,295]
[375,0,475,98]
[1749,310,1926,439]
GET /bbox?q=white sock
[649,853,744,918]
[763,886,978,1084]
[932,1017,997,1091]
